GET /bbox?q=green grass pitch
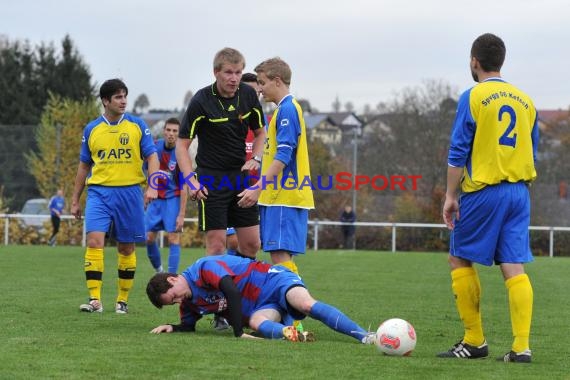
[1,245,569,379]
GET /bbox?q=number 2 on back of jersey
[498,105,517,148]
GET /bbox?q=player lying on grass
[146,254,375,343]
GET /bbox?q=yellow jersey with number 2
[448,78,539,193]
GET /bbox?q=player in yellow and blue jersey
[238,57,314,274]
[71,78,159,314]
[438,34,538,363]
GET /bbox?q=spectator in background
[340,205,356,249]
[48,188,65,247]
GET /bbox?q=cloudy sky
[2,0,569,112]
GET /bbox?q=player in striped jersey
[146,255,375,344]
[145,118,187,274]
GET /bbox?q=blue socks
[146,242,161,270]
[147,242,181,273]
[309,301,367,342]
[258,320,286,339]
[168,244,181,273]
[257,302,366,342]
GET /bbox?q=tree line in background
[1,34,569,254]
[0,34,94,208]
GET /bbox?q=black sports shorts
[195,168,259,231]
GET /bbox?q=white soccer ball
[375,318,417,356]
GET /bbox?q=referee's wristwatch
[252,155,262,163]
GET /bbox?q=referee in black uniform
[176,47,266,259]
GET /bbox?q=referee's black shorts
[195,168,259,231]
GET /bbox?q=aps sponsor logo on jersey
[96,133,133,161]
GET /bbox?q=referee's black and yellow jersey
[448,78,539,193]
[180,82,265,170]
[79,113,157,186]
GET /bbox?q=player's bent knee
[297,302,314,315]
[248,315,263,330]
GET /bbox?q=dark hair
[471,33,506,72]
[146,273,176,309]
[241,72,257,83]
[165,117,180,126]
[99,78,128,101]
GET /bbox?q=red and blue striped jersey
[154,139,181,199]
[179,255,272,328]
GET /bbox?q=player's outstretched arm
[150,322,196,334]
[239,332,262,340]
[150,324,174,334]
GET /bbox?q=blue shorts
[145,197,181,233]
[451,182,533,266]
[253,266,306,320]
[85,185,145,243]
[226,227,236,236]
[260,206,308,255]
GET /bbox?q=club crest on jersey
[205,293,226,309]
[119,133,129,145]
[168,161,177,171]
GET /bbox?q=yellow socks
[117,252,136,303]
[85,248,104,300]
[451,267,485,346]
[506,273,533,353]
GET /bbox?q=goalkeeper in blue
[146,254,375,344]
[439,33,537,363]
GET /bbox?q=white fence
[2,213,570,257]
[309,220,570,257]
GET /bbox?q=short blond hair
[213,47,245,71]
[254,57,291,86]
